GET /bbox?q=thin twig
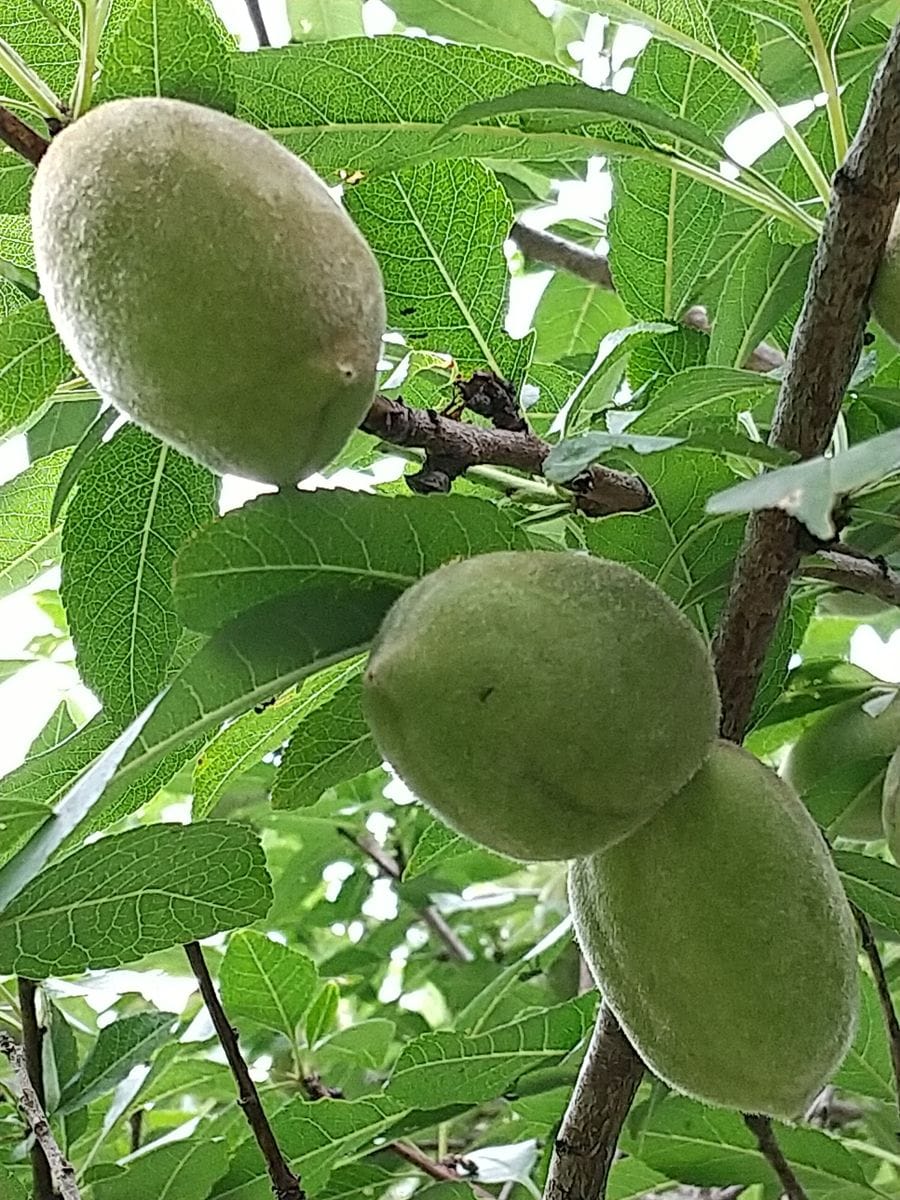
[743,1114,810,1200]
[0,106,49,165]
[339,828,475,963]
[391,1139,495,1200]
[303,1074,493,1197]
[509,223,785,373]
[853,904,900,1127]
[802,548,900,607]
[183,942,304,1200]
[545,21,900,1200]
[0,1028,80,1200]
[17,978,55,1200]
[244,0,271,46]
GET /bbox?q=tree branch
[362,394,653,518]
[546,21,900,1200]
[743,1114,809,1200]
[0,106,49,166]
[0,1027,80,1200]
[853,904,900,1127]
[17,978,56,1200]
[244,0,271,46]
[338,827,475,963]
[391,1139,495,1200]
[543,1004,644,1200]
[509,224,785,373]
[802,548,900,607]
[712,20,900,740]
[183,942,304,1200]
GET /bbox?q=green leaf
[48,406,118,527]
[173,490,521,634]
[442,82,725,158]
[61,427,217,720]
[0,300,71,440]
[318,1019,396,1069]
[67,584,399,848]
[0,1165,27,1200]
[621,1095,873,1197]
[233,37,582,181]
[0,797,50,868]
[835,972,895,1104]
[346,161,533,382]
[92,1138,229,1200]
[545,431,683,481]
[625,365,780,437]
[286,0,364,40]
[272,676,378,810]
[0,447,70,601]
[387,993,597,1105]
[606,1160,673,1200]
[533,273,630,363]
[58,1011,174,1114]
[0,156,32,214]
[708,228,813,368]
[836,850,900,938]
[706,428,900,540]
[0,0,79,108]
[96,0,237,110]
[307,980,340,1045]
[194,660,363,819]
[403,819,472,881]
[392,0,558,61]
[0,821,272,977]
[27,395,103,460]
[220,930,318,1041]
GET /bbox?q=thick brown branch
[802,549,900,607]
[17,979,56,1200]
[362,394,653,517]
[0,107,49,166]
[712,20,900,740]
[544,1004,644,1200]
[853,905,900,1125]
[339,828,475,963]
[509,225,785,373]
[184,942,304,1200]
[0,1028,80,1200]
[743,1114,809,1200]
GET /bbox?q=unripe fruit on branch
[570,741,858,1119]
[362,551,720,861]
[31,97,386,485]
[783,691,900,840]
[872,203,900,346]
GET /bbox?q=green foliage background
[1,0,900,1197]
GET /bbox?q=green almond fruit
[31,97,386,485]
[362,550,720,861]
[570,741,859,1119]
[783,691,900,840]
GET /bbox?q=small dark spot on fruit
[478,686,495,702]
